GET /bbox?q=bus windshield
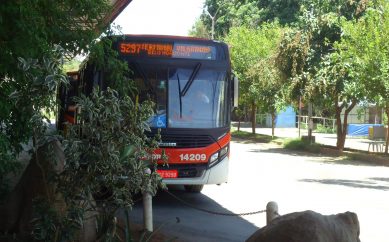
[133,65,228,129]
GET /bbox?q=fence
[297,115,336,132]
[256,114,337,132]
[142,189,280,232]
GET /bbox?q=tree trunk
[385,106,389,154]
[271,112,276,138]
[235,109,239,131]
[335,107,345,150]
[335,98,357,151]
[251,102,257,134]
[244,106,249,121]
[308,103,313,143]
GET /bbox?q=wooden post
[298,96,302,138]
[266,201,279,225]
[308,103,313,143]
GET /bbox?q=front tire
[184,185,204,193]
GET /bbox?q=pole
[143,192,153,232]
[298,96,302,138]
[308,102,313,143]
[266,201,279,225]
[143,168,153,232]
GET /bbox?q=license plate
[157,170,178,179]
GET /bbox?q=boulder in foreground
[246,210,360,242]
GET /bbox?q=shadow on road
[299,178,389,191]
[369,177,389,182]
[129,185,259,242]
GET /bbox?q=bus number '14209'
[179,153,207,161]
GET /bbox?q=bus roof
[122,34,214,42]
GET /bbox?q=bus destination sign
[119,42,216,60]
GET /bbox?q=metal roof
[104,0,132,24]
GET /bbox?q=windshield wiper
[177,73,183,118]
[181,62,201,97]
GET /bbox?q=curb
[319,146,389,166]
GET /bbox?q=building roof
[104,0,132,25]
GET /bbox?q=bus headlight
[209,145,229,168]
[209,152,219,166]
[220,145,228,158]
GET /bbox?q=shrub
[316,123,336,134]
[283,138,321,153]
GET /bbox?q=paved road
[129,140,389,241]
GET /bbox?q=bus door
[57,71,79,130]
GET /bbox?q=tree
[275,0,369,149]
[198,0,263,39]
[188,18,210,38]
[225,24,282,133]
[198,0,368,39]
[0,1,162,239]
[336,0,389,152]
[0,0,111,190]
[247,58,286,137]
[258,0,302,25]
[313,52,365,150]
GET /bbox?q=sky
[113,0,205,36]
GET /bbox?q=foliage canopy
[1,0,164,239]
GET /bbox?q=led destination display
[119,42,216,60]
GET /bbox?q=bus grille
[159,134,214,148]
[157,164,207,178]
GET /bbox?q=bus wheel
[184,185,204,193]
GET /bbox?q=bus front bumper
[161,156,229,185]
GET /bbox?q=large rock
[0,140,98,241]
[246,210,360,242]
[0,140,65,237]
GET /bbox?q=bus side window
[231,73,239,108]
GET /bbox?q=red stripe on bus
[154,131,231,165]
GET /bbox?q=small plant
[299,123,308,129]
[283,138,321,153]
[315,123,336,134]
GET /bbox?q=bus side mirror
[233,76,239,108]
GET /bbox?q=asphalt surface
[129,138,389,242]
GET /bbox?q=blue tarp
[275,106,296,128]
[347,124,383,136]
